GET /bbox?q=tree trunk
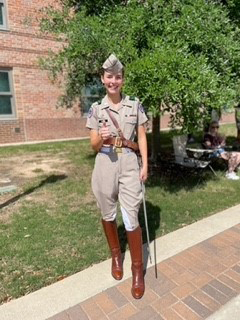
[150,115,161,161]
[236,107,240,143]
[237,127,240,143]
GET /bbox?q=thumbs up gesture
[100,121,111,141]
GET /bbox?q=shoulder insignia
[87,107,93,118]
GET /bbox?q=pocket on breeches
[92,153,119,200]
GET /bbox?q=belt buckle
[115,147,122,153]
[114,137,122,148]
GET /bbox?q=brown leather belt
[104,137,139,151]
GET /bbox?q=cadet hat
[102,54,123,73]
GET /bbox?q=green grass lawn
[0,124,240,303]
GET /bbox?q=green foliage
[59,0,127,15]
[125,47,232,132]
[220,0,240,23]
[40,0,240,131]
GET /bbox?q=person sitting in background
[203,121,240,180]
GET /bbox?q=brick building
[0,1,235,145]
[0,0,90,145]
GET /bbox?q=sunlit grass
[0,124,239,303]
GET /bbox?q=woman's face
[101,71,124,96]
[210,124,219,135]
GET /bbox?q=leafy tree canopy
[40,0,240,131]
[219,0,240,23]
[59,0,128,15]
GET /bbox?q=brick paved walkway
[48,224,240,320]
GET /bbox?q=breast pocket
[125,116,137,135]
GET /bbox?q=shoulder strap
[105,107,139,151]
[105,108,126,141]
[106,108,120,129]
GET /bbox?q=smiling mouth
[109,86,119,89]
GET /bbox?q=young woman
[86,54,148,299]
[203,121,240,180]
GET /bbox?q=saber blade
[141,181,152,264]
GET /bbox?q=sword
[141,181,152,264]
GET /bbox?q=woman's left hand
[140,166,148,182]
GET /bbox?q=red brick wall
[0,0,89,144]
[25,118,88,141]
[221,112,235,124]
[0,119,25,143]
[159,112,235,131]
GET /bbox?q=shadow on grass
[0,174,67,210]
[148,157,222,193]
[147,127,239,192]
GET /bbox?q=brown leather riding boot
[102,219,123,280]
[126,226,145,299]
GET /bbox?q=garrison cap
[102,54,123,73]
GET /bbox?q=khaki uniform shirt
[86,94,148,140]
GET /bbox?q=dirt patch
[0,153,69,185]
[0,153,70,221]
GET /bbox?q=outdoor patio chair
[172,135,217,178]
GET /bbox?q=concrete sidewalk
[0,204,240,320]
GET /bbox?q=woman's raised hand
[100,122,112,141]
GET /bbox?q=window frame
[0,0,8,30]
[0,69,16,119]
[81,77,104,117]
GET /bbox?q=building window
[0,0,7,30]
[81,78,105,116]
[0,70,15,118]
